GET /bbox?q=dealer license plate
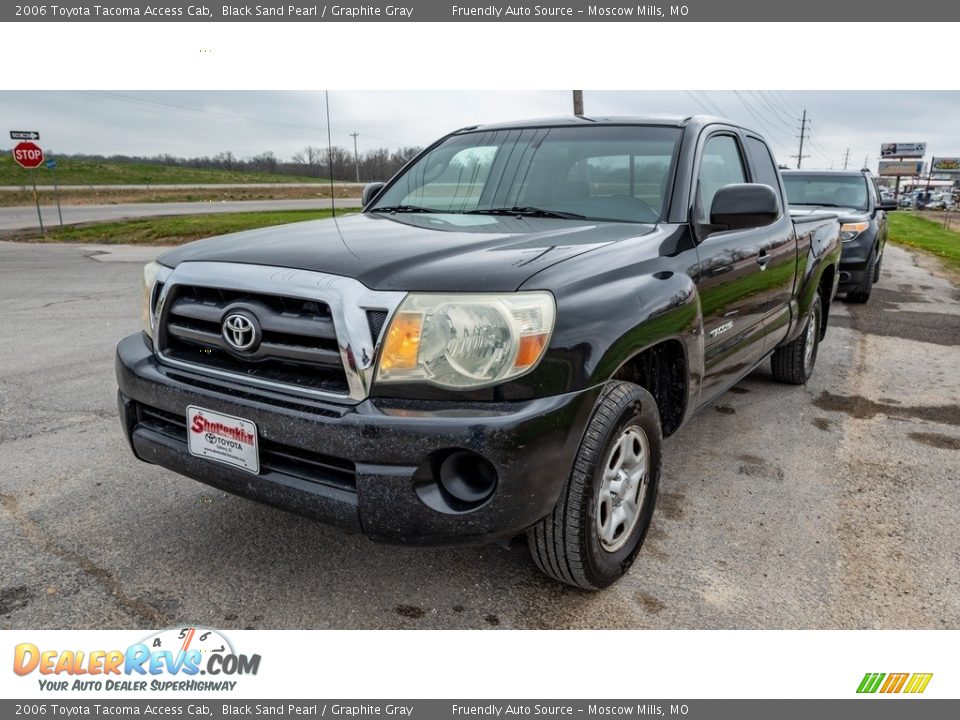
[186,405,260,474]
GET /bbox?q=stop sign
[13,141,44,169]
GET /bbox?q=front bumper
[116,333,600,545]
[838,233,876,292]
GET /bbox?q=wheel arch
[610,338,689,437]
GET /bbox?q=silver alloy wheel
[596,424,651,553]
[804,308,819,369]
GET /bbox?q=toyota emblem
[222,312,260,352]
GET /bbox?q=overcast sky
[2,90,958,172]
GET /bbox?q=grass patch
[9,209,340,245]
[888,212,960,270]
[0,155,326,186]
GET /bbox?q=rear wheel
[527,382,662,590]
[771,290,822,385]
[846,250,876,303]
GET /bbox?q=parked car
[925,194,954,210]
[898,195,914,209]
[782,169,895,303]
[116,115,841,589]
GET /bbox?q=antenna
[325,90,336,218]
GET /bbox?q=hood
[790,205,868,223]
[157,212,658,292]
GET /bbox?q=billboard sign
[931,157,960,174]
[878,160,923,177]
[880,142,926,158]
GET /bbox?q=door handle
[756,250,770,270]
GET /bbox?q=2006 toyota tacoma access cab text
[116,115,841,589]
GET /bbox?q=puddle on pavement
[908,432,960,450]
[814,392,960,427]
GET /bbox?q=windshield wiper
[464,206,588,220]
[370,205,442,214]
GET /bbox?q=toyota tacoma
[116,115,841,589]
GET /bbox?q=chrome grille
[160,286,349,394]
[151,262,406,402]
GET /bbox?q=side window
[697,135,747,224]
[746,136,783,215]
[868,177,880,206]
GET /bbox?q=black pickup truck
[116,115,841,589]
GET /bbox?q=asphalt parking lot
[1,240,958,630]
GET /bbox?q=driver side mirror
[878,199,898,211]
[362,182,386,207]
[709,183,780,232]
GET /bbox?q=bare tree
[292,146,325,177]
[249,151,278,174]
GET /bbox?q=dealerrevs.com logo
[857,672,933,694]
[13,627,261,693]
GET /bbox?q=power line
[748,91,796,134]
[775,90,802,117]
[766,90,798,122]
[695,90,726,117]
[75,90,406,149]
[732,90,794,158]
[800,118,838,168]
[79,90,332,135]
[684,90,714,115]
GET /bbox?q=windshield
[370,125,682,223]
[783,174,869,211]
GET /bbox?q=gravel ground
[0,241,957,629]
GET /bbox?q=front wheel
[771,290,822,385]
[527,382,662,590]
[873,248,883,283]
[846,250,876,303]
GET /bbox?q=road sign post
[47,159,63,228]
[12,139,46,234]
[30,174,44,234]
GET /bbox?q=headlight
[840,221,869,242]
[140,261,165,339]
[375,292,556,389]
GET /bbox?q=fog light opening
[439,451,498,505]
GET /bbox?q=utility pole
[572,90,584,116]
[792,109,809,169]
[842,148,850,170]
[350,132,360,183]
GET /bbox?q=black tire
[873,248,883,283]
[771,290,822,385]
[527,382,662,590]
[846,250,876,303]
